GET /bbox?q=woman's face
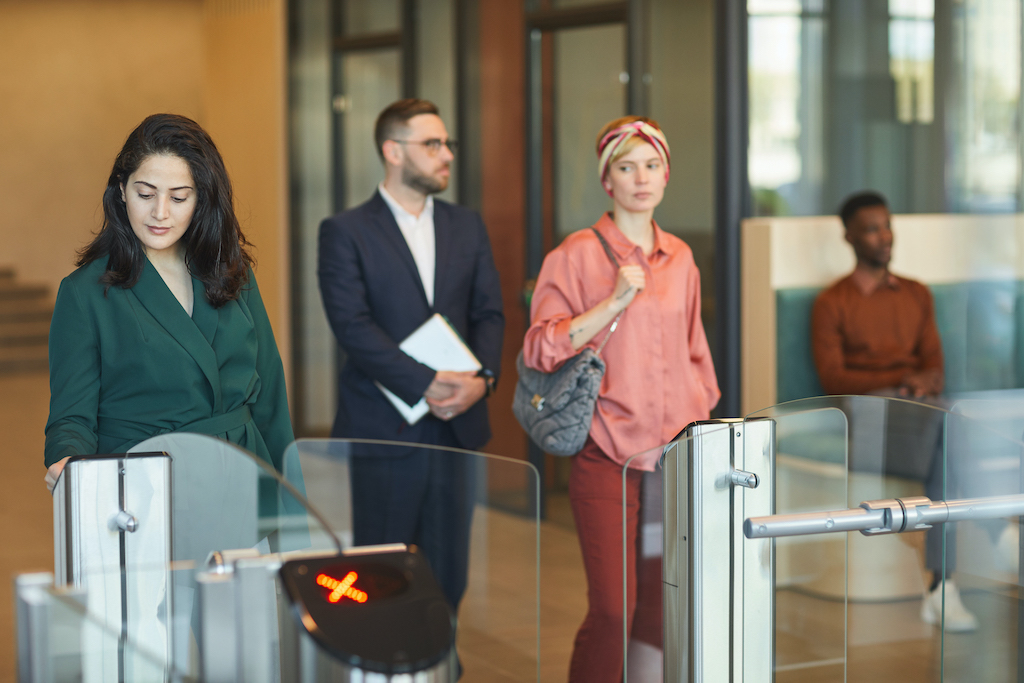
[119,154,197,260]
[601,141,667,214]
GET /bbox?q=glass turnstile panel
[623,394,1024,682]
[42,435,541,680]
[747,401,850,682]
[52,434,336,678]
[747,395,1024,683]
[942,393,1024,681]
[281,438,541,682]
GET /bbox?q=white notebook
[375,313,482,424]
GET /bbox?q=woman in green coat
[44,113,294,490]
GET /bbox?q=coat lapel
[369,192,430,308]
[130,261,223,409]
[432,201,453,307]
[190,274,219,345]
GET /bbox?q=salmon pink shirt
[522,213,720,470]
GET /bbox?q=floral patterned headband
[597,120,671,196]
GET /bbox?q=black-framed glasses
[390,138,459,155]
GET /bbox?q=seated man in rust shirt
[811,191,976,631]
[811,192,943,397]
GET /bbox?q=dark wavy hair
[77,113,253,307]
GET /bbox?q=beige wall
[0,0,205,291]
[0,0,291,367]
[202,0,291,367]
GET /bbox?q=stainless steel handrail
[744,494,1024,539]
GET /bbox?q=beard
[402,162,448,195]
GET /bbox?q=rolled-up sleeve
[522,248,583,373]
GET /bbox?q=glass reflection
[554,24,626,240]
[342,0,399,36]
[337,50,401,211]
[748,0,1022,216]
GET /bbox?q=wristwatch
[476,368,497,397]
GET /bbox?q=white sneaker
[920,579,979,633]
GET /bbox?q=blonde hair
[595,116,663,170]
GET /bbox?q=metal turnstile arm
[745,493,1024,539]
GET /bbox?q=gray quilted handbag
[512,228,621,456]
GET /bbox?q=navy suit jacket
[318,191,505,450]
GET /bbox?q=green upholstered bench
[775,280,1024,463]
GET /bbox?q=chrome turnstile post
[663,418,774,682]
[52,453,172,680]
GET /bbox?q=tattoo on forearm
[616,286,633,300]
[569,326,585,341]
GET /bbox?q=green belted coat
[44,257,294,470]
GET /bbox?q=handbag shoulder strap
[587,226,623,355]
[589,226,619,268]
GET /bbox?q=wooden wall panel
[478,0,528,461]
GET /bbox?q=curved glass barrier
[281,438,541,682]
[619,395,1024,682]
[942,391,1024,681]
[750,395,1024,682]
[42,434,541,681]
[50,433,336,678]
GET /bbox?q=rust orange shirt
[811,273,944,395]
[522,213,720,470]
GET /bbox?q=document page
[376,314,482,424]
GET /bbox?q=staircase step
[0,283,49,301]
[0,320,50,346]
[0,344,48,374]
[0,299,53,321]
[0,269,52,374]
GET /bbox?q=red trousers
[568,438,662,683]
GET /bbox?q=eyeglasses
[390,138,459,155]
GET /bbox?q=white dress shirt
[378,183,436,306]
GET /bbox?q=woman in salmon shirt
[522,115,720,682]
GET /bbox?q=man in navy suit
[318,99,504,610]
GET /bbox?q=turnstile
[662,419,774,683]
[20,436,458,683]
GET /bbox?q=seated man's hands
[899,369,943,398]
[425,370,486,421]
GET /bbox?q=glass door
[524,0,630,522]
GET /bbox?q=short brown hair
[595,115,663,166]
[374,98,440,159]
